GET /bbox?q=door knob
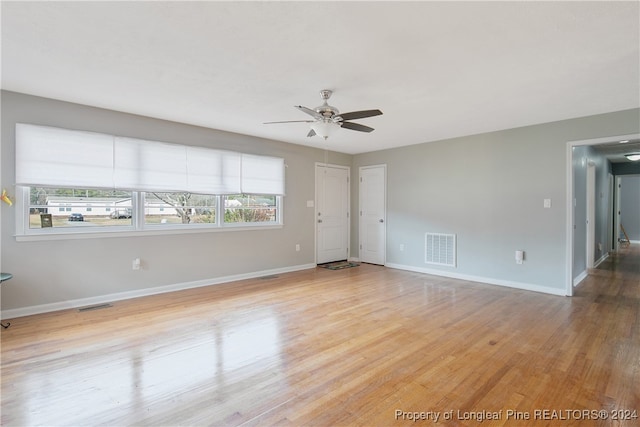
[379,219,384,223]
[318,219,323,223]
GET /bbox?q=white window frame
[221,194,282,229]
[139,192,220,230]
[15,187,283,241]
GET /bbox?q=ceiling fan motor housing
[315,90,340,119]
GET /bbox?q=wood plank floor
[1,245,639,426]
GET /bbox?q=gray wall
[2,90,639,314]
[572,145,614,280]
[620,175,640,241]
[1,91,351,314]
[572,145,588,277]
[592,151,614,259]
[351,109,640,293]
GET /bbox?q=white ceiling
[2,1,639,155]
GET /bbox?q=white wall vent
[425,233,456,267]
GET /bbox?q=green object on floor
[1,272,12,328]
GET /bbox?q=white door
[316,165,349,264]
[359,165,386,265]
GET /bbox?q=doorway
[566,132,640,296]
[315,164,350,264]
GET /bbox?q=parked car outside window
[68,213,84,222]
[110,210,131,219]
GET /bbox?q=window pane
[28,187,132,229]
[145,192,217,225]
[224,195,277,224]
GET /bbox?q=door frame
[565,132,640,296]
[614,176,623,252]
[586,162,596,269]
[606,173,614,253]
[315,162,350,264]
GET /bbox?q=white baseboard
[1,263,316,320]
[572,253,609,287]
[593,253,609,268]
[573,270,588,287]
[385,263,566,296]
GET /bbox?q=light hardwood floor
[1,245,639,426]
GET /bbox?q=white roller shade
[241,154,285,195]
[186,146,241,194]
[15,124,114,188]
[16,123,285,196]
[114,137,188,192]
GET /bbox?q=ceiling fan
[264,90,383,139]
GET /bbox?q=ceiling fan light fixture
[264,89,382,139]
[310,121,339,140]
[624,153,640,161]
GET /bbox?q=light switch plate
[544,199,552,208]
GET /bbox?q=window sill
[15,223,284,242]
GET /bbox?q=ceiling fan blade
[295,105,323,120]
[307,129,316,138]
[341,122,375,133]
[337,109,383,121]
[264,120,315,124]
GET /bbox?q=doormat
[318,261,360,270]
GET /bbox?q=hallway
[582,242,640,292]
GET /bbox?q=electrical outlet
[399,244,404,252]
[132,258,141,270]
[295,244,300,252]
[515,250,524,265]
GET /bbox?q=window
[19,187,281,236]
[15,124,284,238]
[145,192,217,226]
[26,187,133,230]
[224,194,278,224]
